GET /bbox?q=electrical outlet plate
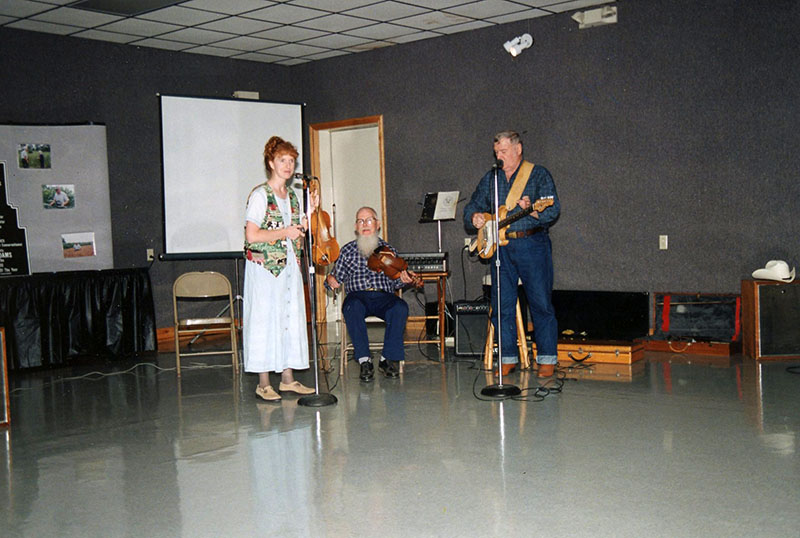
[659,235,668,250]
[464,237,472,247]
[146,248,155,261]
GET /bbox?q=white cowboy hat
[752,260,795,282]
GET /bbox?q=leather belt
[506,228,544,239]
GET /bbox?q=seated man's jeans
[342,290,409,362]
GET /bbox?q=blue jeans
[490,233,558,365]
[342,290,408,362]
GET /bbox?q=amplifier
[454,300,490,314]
[398,251,448,273]
[454,300,489,356]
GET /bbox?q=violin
[367,246,423,288]
[308,178,340,266]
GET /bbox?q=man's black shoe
[359,360,374,382]
[378,359,399,378]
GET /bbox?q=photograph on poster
[61,232,95,258]
[18,143,51,169]
[43,184,74,209]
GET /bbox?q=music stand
[419,191,459,252]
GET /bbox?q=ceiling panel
[1,0,616,65]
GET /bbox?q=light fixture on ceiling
[503,33,533,57]
[572,5,618,29]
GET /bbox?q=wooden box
[533,339,645,365]
[644,292,741,356]
[558,360,646,383]
[742,279,800,360]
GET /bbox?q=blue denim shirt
[463,162,560,234]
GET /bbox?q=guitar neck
[497,205,534,229]
[497,198,554,229]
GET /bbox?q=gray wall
[2,0,798,328]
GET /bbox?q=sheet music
[432,191,459,221]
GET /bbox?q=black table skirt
[0,268,156,371]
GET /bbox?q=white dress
[242,187,309,373]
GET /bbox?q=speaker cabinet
[454,301,489,356]
[742,279,800,360]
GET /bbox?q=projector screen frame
[158,94,305,261]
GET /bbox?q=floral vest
[244,183,303,277]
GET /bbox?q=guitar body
[468,197,554,259]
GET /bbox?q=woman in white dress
[243,136,315,401]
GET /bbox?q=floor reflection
[2,351,799,536]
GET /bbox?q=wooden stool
[483,300,531,370]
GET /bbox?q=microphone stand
[298,175,337,407]
[481,160,521,398]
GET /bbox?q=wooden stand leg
[483,319,494,370]
[483,300,530,370]
[516,301,530,370]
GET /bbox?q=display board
[0,124,113,273]
[159,95,304,258]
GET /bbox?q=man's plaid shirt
[328,238,406,294]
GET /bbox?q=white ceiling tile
[300,33,370,49]
[6,19,77,35]
[263,42,328,57]
[344,22,418,40]
[302,49,350,60]
[98,18,182,36]
[179,0,276,15]
[250,25,324,41]
[233,51,288,62]
[212,35,282,51]
[534,0,612,12]
[196,16,277,34]
[436,20,492,34]
[488,9,548,24]
[400,0,471,8]
[0,0,606,64]
[446,0,530,19]
[277,57,310,65]
[295,13,372,32]
[243,3,327,24]
[183,45,241,57]
[290,0,375,11]
[157,27,232,44]
[345,1,429,21]
[72,28,140,43]
[346,40,394,52]
[393,10,471,30]
[132,37,195,51]
[0,0,54,18]
[31,7,122,28]
[387,30,440,44]
[138,5,224,26]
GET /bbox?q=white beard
[356,233,380,259]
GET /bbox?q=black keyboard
[398,252,448,273]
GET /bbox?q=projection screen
[159,95,303,258]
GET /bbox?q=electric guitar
[468,197,554,259]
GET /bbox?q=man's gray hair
[493,131,521,145]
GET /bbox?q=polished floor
[2,347,799,537]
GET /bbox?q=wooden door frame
[308,115,387,359]
[308,115,387,239]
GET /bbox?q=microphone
[493,159,504,169]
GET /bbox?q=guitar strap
[504,161,534,210]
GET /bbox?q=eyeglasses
[356,217,377,225]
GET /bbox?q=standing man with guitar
[464,131,561,378]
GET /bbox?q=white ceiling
[1,0,612,65]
